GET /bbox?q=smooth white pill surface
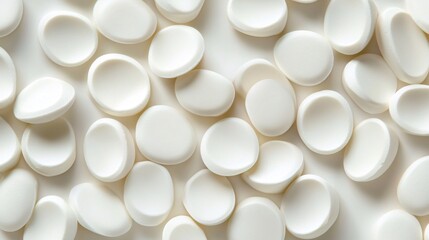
[407,0,429,33]
[390,85,429,136]
[88,53,151,117]
[344,118,398,182]
[376,8,429,84]
[227,0,287,37]
[324,0,377,55]
[397,156,429,216]
[297,90,353,155]
[183,169,235,225]
[0,0,23,37]
[69,183,132,237]
[242,141,304,194]
[38,11,98,67]
[24,196,77,240]
[228,197,285,240]
[155,0,205,23]
[245,79,296,137]
[175,69,235,117]
[0,47,16,109]
[375,209,422,240]
[163,215,207,240]
[124,161,174,226]
[425,224,429,240]
[0,117,20,172]
[84,118,135,182]
[14,77,75,124]
[22,118,76,177]
[274,30,334,86]
[281,174,340,239]
[148,25,204,78]
[93,0,157,44]
[136,105,196,165]
[342,54,397,114]
[0,169,37,232]
[201,117,259,176]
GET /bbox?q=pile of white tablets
[1,0,429,239]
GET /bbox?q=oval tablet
[297,90,353,155]
[228,197,285,240]
[425,224,429,240]
[201,117,259,176]
[0,0,23,37]
[376,8,429,84]
[38,11,98,67]
[155,0,205,23]
[175,69,235,117]
[0,47,16,109]
[14,77,75,124]
[242,141,304,194]
[183,169,235,225]
[124,161,174,226]
[375,209,422,240]
[0,117,20,172]
[88,54,151,117]
[0,169,37,232]
[274,30,334,86]
[148,25,204,78]
[24,196,77,240]
[397,156,429,216]
[324,0,377,55]
[281,174,340,239]
[342,54,397,114]
[163,216,207,240]
[93,0,157,44]
[22,118,76,177]
[136,105,197,165]
[84,118,135,182]
[344,118,398,182]
[390,85,429,136]
[227,0,287,37]
[69,183,132,237]
[245,79,296,136]
[407,0,429,34]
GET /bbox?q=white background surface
[1,0,428,239]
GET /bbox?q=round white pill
[245,79,296,137]
[183,169,235,225]
[274,30,334,86]
[0,169,37,232]
[84,118,135,182]
[201,117,259,176]
[124,161,174,226]
[175,69,235,117]
[22,118,76,177]
[69,183,132,237]
[324,0,377,55]
[23,196,77,240]
[425,224,429,240]
[155,0,205,23]
[281,174,340,239]
[375,209,422,240]
[148,25,204,78]
[163,216,207,240]
[344,118,398,182]
[0,47,16,109]
[228,197,285,240]
[14,77,75,124]
[376,8,429,84]
[407,0,429,34]
[38,11,98,67]
[227,0,287,37]
[0,117,20,172]
[0,0,23,37]
[242,141,304,194]
[342,54,397,114]
[88,53,151,117]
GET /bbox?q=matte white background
[0,0,427,239]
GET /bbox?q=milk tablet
[0,117,20,172]
[0,47,16,109]
[375,209,422,240]
[155,0,205,23]
[163,216,207,240]
[0,0,23,37]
